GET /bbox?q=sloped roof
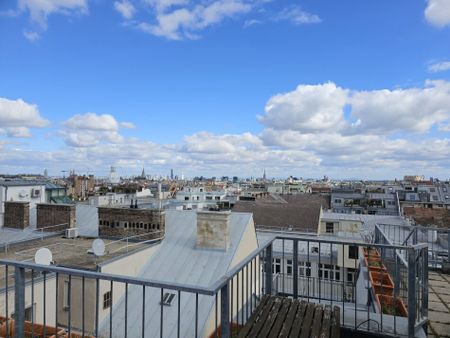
[232,194,330,231]
[101,210,254,338]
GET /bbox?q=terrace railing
[377,222,450,268]
[0,234,427,338]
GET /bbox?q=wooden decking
[237,295,340,338]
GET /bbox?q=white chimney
[196,211,231,251]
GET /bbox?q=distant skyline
[1,0,450,179]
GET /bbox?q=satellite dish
[92,239,105,257]
[35,248,53,266]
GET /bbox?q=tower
[141,167,146,178]
[263,169,266,181]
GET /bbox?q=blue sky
[1,0,450,179]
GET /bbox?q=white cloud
[18,0,88,30]
[275,6,321,25]
[258,82,348,132]
[425,0,450,27]
[0,97,49,138]
[259,81,450,135]
[138,0,251,40]
[64,113,120,131]
[349,80,450,134]
[144,0,188,12]
[114,0,136,20]
[428,60,450,73]
[23,30,40,41]
[61,113,135,147]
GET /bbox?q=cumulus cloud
[259,81,450,135]
[4,81,450,178]
[114,0,136,20]
[0,97,49,138]
[425,0,450,27]
[61,113,134,147]
[138,0,251,40]
[428,60,450,73]
[258,82,348,132]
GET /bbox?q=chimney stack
[196,211,231,251]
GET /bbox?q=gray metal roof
[100,210,253,338]
[0,180,46,187]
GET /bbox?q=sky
[1,0,450,179]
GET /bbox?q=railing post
[293,240,298,299]
[408,248,417,338]
[422,247,428,321]
[14,267,26,337]
[265,243,272,295]
[220,283,230,338]
[447,231,450,263]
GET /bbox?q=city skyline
[1,0,450,178]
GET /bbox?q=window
[326,222,334,233]
[334,199,342,204]
[311,246,319,254]
[63,281,70,309]
[298,262,311,277]
[215,196,220,200]
[161,292,176,306]
[286,260,293,275]
[272,258,281,274]
[348,246,359,260]
[184,196,189,201]
[318,264,341,280]
[103,291,112,309]
[347,268,356,283]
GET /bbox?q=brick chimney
[196,211,231,251]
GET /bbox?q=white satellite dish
[35,247,53,266]
[92,239,105,257]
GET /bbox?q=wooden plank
[319,305,332,338]
[267,298,292,338]
[330,306,341,338]
[246,296,277,337]
[287,300,308,338]
[278,299,300,338]
[258,297,284,338]
[310,304,324,338]
[236,295,270,338]
[298,303,316,338]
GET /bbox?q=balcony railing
[377,222,450,268]
[0,234,427,338]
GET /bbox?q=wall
[55,244,160,334]
[37,204,76,231]
[98,207,165,239]
[0,184,46,228]
[4,202,30,229]
[0,276,57,326]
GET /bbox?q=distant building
[331,189,399,216]
[68,174,95,200]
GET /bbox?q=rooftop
[232,194,330,231]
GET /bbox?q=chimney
[196,211,231,251]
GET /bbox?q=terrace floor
[236,295,340,338]
[427,270,450,338]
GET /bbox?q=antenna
[35,247,53,266]
[92,239,105,257]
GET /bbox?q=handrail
[0,233,426,296]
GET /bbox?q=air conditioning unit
[65,228,79,239]
[32,189,41,198]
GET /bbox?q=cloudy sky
[1,0,450,179]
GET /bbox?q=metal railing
[378,222,450,267]
[0,234,427,338]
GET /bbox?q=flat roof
[0,236,153,273]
